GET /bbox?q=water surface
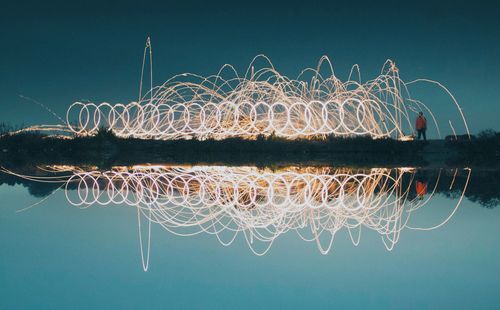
[1,166,499,309]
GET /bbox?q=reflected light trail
[48,165,469,270]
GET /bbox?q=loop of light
[66,56,454,140]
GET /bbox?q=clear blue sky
[0,0,498,136]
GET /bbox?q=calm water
[1,166,499,309]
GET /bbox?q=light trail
[61,41,469,140]
[10,40,469,140]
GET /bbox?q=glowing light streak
[62,42,469,140]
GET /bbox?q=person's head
[419,112,423,116]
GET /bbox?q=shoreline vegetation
[0,126,499,168]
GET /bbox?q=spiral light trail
[65,47,469,140]
[7,40,468,139]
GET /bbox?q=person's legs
[423,129,427,141]
[417,129,422,140]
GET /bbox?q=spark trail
[62,42,469,140]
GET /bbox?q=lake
[1,165,499,309]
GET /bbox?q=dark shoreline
[0,130,498,169]
[1,131,424,168]
[1,130,499,207]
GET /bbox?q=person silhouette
[416,112,427,141]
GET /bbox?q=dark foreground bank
[0,129,499,168]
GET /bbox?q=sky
[0,0,499,136]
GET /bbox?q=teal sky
[0,0,499,136]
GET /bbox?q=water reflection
[1,165,474,270]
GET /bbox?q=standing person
[415,112,427,141]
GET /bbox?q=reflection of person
[416,180,427,198]
[416,112,427,141]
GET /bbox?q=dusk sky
[1,0,498,136]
